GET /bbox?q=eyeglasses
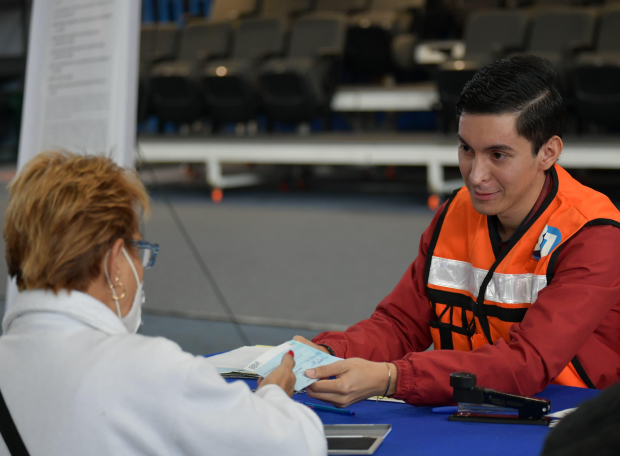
[126,239,159,269]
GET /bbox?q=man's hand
[293,335,329,354]
[257,351,297,397]
[304,358,398,408]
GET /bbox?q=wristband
[378,362,391,401]
[318,344,335,357]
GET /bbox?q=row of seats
[0,0,27,80]
[436,5,620,130]
[145,0,427,80]
[141,13,348,125]
[198,0,620,77]
[393,3,620,70]
[201,0,426,20]
[447,6,620,68]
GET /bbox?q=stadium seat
[138,24,178,121]
[457,9,528,65]
[211,0,258,21]
[574,6,620,65]
[258,13,348,124]
[202,17,286,123]
[524,7,597,66]
[261,0,313,17]
[0,2,26,79]
[149,21,232,124]
[448,0,503,30]
[571,6,620,128]
[533,0,588,6]
[390,0,495,73]
[315,0,370,14]
[346,0,426,77]
[434,9,529,132]
[140,23,179,64]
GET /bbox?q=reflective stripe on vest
[428,256,548,305]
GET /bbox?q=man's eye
[459,145,471,153]
[493,152,506,160]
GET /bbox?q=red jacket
[313,187,620,405]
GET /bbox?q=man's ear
[539,135,563,172]
[105,238,126,278]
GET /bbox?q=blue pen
[431,406,458,414]
[301,401,356,416]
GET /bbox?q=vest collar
[2,288,128,335]
[486,165,560,261]
[488,168,557,259]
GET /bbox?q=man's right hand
[257,351,297,397]
[293,335,330,354]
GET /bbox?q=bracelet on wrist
[318,344,335,357]
[377,362,392,402]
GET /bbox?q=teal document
[245,340,341,391]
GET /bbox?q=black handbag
[0,388,29,456]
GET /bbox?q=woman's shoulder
[99,333,205,378]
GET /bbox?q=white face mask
[104,248,144,333]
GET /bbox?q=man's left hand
[303,358,398,407]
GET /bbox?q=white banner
[7,0,142,311]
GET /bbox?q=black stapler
[448,372,552,426]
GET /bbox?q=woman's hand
[256,351,297,397]
[292,335,329,354]
[304,358,398,408]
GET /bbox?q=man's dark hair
[455,55,565,156]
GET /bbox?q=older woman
[0,151,326,456]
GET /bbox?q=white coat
[0,289,327,456]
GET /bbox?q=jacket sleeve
[312,204,445,361]
[171,355,327,456]
[391,224,620,406]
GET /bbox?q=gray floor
[0,164,436,354]
[143,188,433,331]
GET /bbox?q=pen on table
[300,401,356,416]
[431,406,458,414]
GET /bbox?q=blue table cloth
[235,379,598,456]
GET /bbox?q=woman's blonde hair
[4,151,150,292]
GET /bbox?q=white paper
[18,0,139,169]
[208,346,272,374]
[8,0,140,313]
[547,407,577,427]
[245,340,341,391]
[366,396,406,403]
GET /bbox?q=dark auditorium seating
[211,0,258,21]
[138,24,178,121]
[202,17,286,124]
[149,21,232,124]
[0,1,26,79]
[346,0,425,77]
[258,12,348,124]
[533,0,589,6]
[571,6,620,128]
[457,9,528,65]
[140,23,178,64]
[261,0,313,17]
[448,0,503,29]
[524,7,597,66]
[435,9,529,132]
[315,0,370,13]
[574,6,620,65]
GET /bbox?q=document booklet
[245,340,342,391]
[208,346,272,379]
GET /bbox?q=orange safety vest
[425,165,620,388]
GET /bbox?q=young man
[295,56,620,406]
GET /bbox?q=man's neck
[497,173,550,241]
